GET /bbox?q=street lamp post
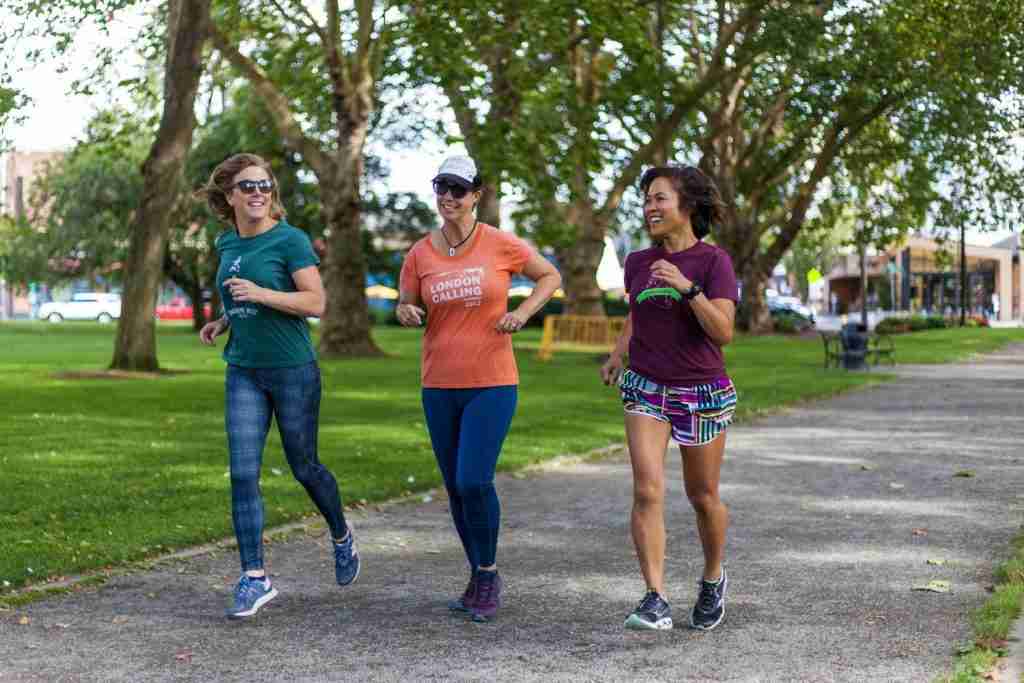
[960,218,967,327]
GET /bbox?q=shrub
[876,317,910,335]
[926,315,948,329]
[772,315,801,334]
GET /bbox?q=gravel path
[2,345,1023,682]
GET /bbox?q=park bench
[821,329,895,370]
[538,314,626,361]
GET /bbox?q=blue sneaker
[624,590,673,630]
[226,575,278,619]
[690,567,728,631]
[334,524,360,586]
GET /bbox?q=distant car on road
[155,297,212,321]
[38,293,121,323]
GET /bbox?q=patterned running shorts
[619,368,738,446]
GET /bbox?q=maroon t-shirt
[625,241,738,385]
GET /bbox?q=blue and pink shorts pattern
[619,369,737,446]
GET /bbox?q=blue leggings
[226,362,348,571]
[422,386,517,570]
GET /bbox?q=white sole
[624,614,673,631]
[227,586,279,619]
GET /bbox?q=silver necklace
[441,220,477,256]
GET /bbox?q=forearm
[609,313,633,360]
[259,289,325,318]
[512,272,561,319]
[689,296,734,346]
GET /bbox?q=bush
[772,315,801,334]
[876,317,910,335]
[926,315,947,329]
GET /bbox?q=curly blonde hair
[197,153,286,225]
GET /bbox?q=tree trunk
[736,263,773,334]
[558,208,606,316]
[477,183,501,228]
[111,0,209,371]
[189,275,204,331]
[318,161,383,357]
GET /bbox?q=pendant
[449,247,456,257]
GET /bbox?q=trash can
[839,322,869,370]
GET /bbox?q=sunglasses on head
[233,179,274,195]
[432,179,470,199]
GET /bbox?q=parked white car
[38,293,122,323]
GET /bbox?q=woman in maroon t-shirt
[601,166,738,633]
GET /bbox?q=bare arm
[224,265,325,318]
[688,296,735,346]
[600,312,632,385]
[498,252,562,332]
[650,258,735,346]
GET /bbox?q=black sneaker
[689,567,727,631]
[624,590,673,630]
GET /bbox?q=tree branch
[209,23,331,175]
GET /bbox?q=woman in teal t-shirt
[197,153,359,619]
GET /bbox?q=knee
[687,488,721,514]
[633,480,664,509]
[289,460,323,487]
[455,481,494,501]
[230,470,260,497]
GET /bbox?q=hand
[495,310,528,334]
[224,277,266,304]
[396,303,425,326]
[650,259,692,293]
[600,353,625,386]
[199,318,228,346]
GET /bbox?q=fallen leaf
[859,464,875,471]
[54,622,70,629]
[18,615,30,625]
[912,528,928,537]
[271,468,283,476]
[112,615,130,624]
[911,580,951,593]
[889,483,905,490]
[953,470,976,478]
[926,558,947,566]
[175,648,193,664]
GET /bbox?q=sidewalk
[2,346,1023,682]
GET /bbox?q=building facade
[825,234,1023,323]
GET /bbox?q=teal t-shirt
[215,221,320,368]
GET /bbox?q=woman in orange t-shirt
[398,155,561,623]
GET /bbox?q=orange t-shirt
[399,223,533,388]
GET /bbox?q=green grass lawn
[1,322,1020,593]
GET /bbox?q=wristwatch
[682,283,703,300]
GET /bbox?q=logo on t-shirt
[636,275,681,310]
[228,257,242,275]
[429,267,484,308]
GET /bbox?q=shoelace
[476,576,497,605]
[235,576,257,601]
[697,581,720,612]
[637,591,663,613]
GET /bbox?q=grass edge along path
[0,325,1021,603]
[937,528,1024,683]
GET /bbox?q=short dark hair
[639,165,724,239]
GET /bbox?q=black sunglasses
[233,179,275,195]
[433,179,470,199]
